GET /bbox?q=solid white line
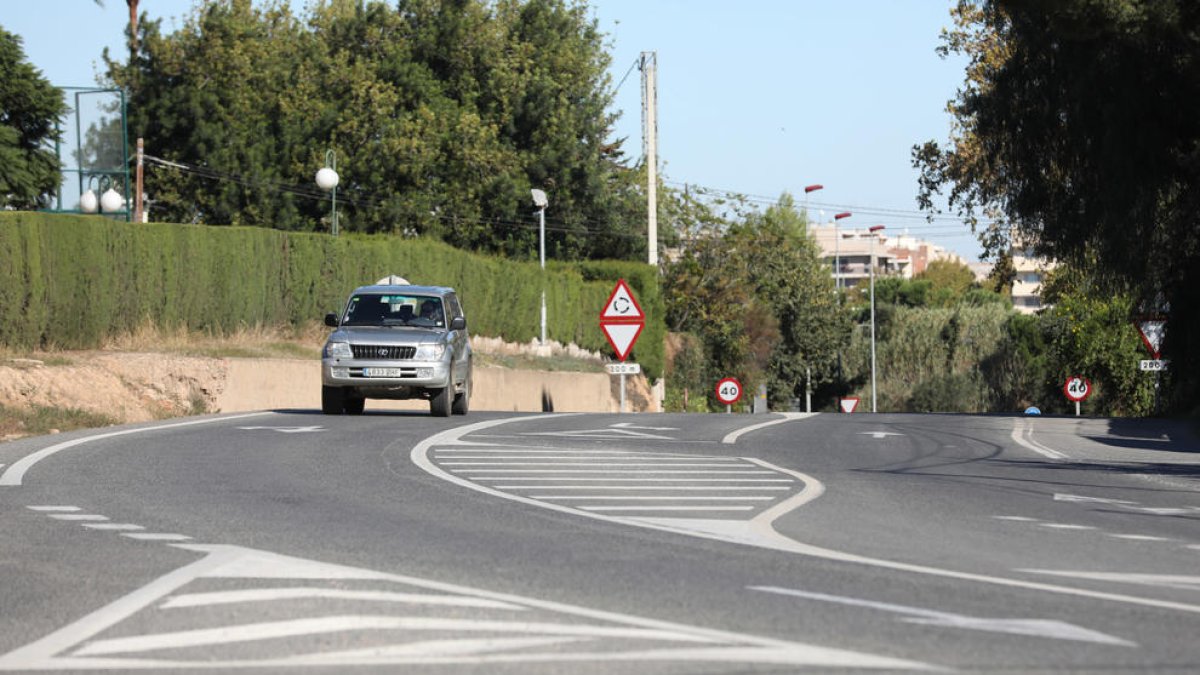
[455,470,775,475]
[49,514,108,521]
[723,413,817,445]
[26,505,81,512]
[1039,523,1095,530]
[499,486,791,491]
[121,533,192,541]
[435,448,650,454]
[1109,534,1172,542]
[0,412,273,487]
[1010,419,1068,460]
[579,506,757,512]
[73,615,717,656]
[482,478,795,483]
[81,523,145,531]
[533,496,776,501]
[993,516,1039,522]
[443,462,745,467]
[438,456,726,461]
[162,588,524,610]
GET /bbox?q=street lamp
[79,176,125,215]
[803,184,823,223]
[316,150,339,236]
[868,224,886,413]
[531,188,549,345]
[833,211,852,292]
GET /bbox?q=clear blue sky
[4,0,980,260]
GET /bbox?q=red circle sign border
[715,377,743,405]
[1062,376,1092,402]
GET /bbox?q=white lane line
[26,505,81,512]
[580,506,757,512]
[1108,534,1172,542]
[1010,419,1068,460]
[533,496,777,501]
[482,478,796,483]
[993,516,1039,522]
[121,533,192,541]
[49,514,109,521]
[434,448,654,454]
[81,523,145,531]
[500,486,792,491]
[73,615,717,656]
[722,412,817,445]
[437,456,732,461]
[271,637,583,662]
[0,412,273,487]
[1038,523,1096,530]
[455,470,777,475]
[443,462,747,467]
[162,588,524,610]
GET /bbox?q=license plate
[363,367,405,378]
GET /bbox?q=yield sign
[599,279,645,362]
[1135,318,1166,359]
[839,397,859,413]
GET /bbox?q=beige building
[1011,247,1056,314]
[810,226,966,289]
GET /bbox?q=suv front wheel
[321,386,345,414]
[429,387,452,417]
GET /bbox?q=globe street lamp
[531,188,549,345]
[315,150,339,236]
[868,224,886,413]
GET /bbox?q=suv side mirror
[324,313,339,328]
[450,316,466,331]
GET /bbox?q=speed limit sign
[1063,376,1092,402]
[715,377,743,406]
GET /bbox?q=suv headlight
[324,341,353,359]
[414,343,446,360]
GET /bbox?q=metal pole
[642,52,658,266]
[620,372,626,413]
[870,233,878,413]
[834,222,840,294]
[805,366,812,413]
[135,138,144,223]
[538,205,546,345]
[1075,400,1080,417]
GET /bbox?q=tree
[916,259,977,307]
[915,1,1200,413]
[104,0,642,261]
[0,26,67,210]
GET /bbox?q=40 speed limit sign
[1063,375,1092,403]
[715,377,743,406]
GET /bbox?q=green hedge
[0,212,663,379]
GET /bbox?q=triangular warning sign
[601,322,644,361]
[1135,319,1166,359]
[839,397,859,413]
[600,279,645,321]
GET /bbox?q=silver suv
[321,282,472,417]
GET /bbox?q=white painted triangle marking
[610,422,679,431]
[523,428,674,440]
[750,586,1135,646]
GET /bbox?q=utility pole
[134,138,143,223]
[641,51,658,266]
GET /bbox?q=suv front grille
[351,345,416,360]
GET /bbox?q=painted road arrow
[750,586,1135,646]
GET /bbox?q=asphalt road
[1,409,1198,672]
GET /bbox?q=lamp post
[833,211,852,292]
[868,224,886,413]
[803,184,823,223]
[79,176,124,215]
[531,189,549,345]
[316,150,339,236]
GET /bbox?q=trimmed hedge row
[0,212,664,379]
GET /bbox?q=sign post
[1135,316,1168,415]
[715,377,743,413]
[1063,375,1092,417]
[599,279,645,413]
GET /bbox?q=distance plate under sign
[1139,360,1169,371]
[606,362,641,375]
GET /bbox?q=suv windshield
[343,294,444,328]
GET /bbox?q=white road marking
[523,428,677,440]
[1054,494,1138,506]
[993,516,1039,522]
[121,533,192,541]
[1108,534,1172,542]
[610,422,679,431]
[580,506,756,512]
[235,425,324,434]
[533,496,776,501]
[162,588,524,610]
[81,523,145,531]
[722,412,816,445]
[0,542,935,670]
[0,412,272,487]
[455,469,777,475]
[483,478,795,483]
[49,514,108,521]
[1021,570,1200,592]
[750,586,1135,646]
[1055,493,1200,516]
[443,462,743,467]
[435,448,667,455]
[860,432,904,439]
[26,505,81,512]
[504,486,791,491]
[1038,523,1095,530]
[439,455,732,460]
[1011,419,1068,460]
[412,417,1200,617]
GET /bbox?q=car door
[445,292,470,384]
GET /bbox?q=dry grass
[100,322,326,359]
[0,404,118,440]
